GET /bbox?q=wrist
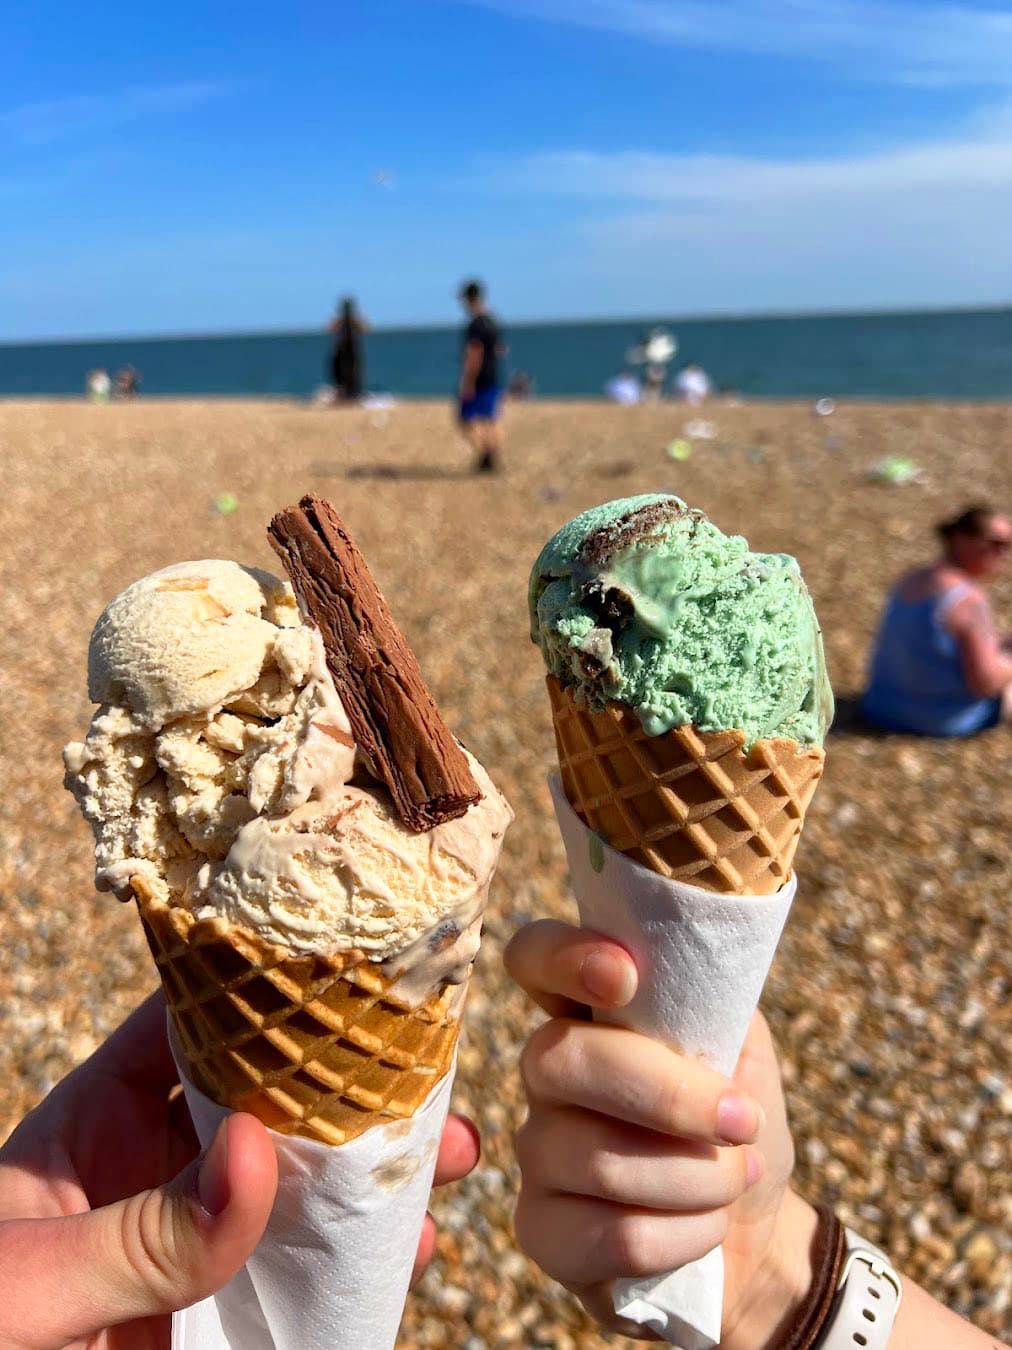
[722,1189,819,1350]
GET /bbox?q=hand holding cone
[532,495,829,1346]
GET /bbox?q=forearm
[722,1189,818,1350]
[460,346,481,391]
[952,601,1012,695]
[891,1276,1005,1349]
[965,654,1012,697]
[724,1190,1001,1350]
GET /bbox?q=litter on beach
[683,419,717,440]
[869,456,925,484]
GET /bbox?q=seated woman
[861,504,1011,735]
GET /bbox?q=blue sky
[3,0,1012,338]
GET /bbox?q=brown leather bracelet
[775,1205,847,1350]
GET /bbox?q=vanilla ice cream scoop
[65,559,511,959]
[88,559,306,727]
[202,752,509,954]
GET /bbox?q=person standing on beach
[328,297,369,403]
[458,279,505,473]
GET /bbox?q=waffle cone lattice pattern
[136,886,460,1146]
[547,676,825,895]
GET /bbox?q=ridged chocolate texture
[269,494,480,832]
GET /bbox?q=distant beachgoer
[458,279,505,473]
[85,368,111,403]
[507,371,533,399]
[642,363,666,402]
[675,361,712,406]
[623,328,675,403]
[114,365,141,398]
[328,297,369,403]
[627,327,677,368]
[861,504,1012,735]
[605,371,641,405]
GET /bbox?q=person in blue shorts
[458,279,505,473]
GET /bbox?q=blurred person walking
[328,296,369,403]
[457,279,505,473]
[861,504,1012,734]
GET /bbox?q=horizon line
[2,299,1011,348]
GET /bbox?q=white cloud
[456,0,1012,88]
[0,82,233,147]
[452,117,1012,312]
[445,3,1012,310]
[469,135,1012,203]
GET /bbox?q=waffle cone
[547,676,824,895]
[133,877,461,1146]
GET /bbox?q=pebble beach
[0,397,1008,1344]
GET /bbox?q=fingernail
[581,949,637,1006]
[745,1148,764,1187]
[197,1119,231,1217]
[716,1093,762,1145]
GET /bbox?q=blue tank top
[861,582,1000,736]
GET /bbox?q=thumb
[0,1113,277,1346]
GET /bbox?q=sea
[2,307,1011,400]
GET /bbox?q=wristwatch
[816,1228,903,1348]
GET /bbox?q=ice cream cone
[133,877,461,1147]
[547,676,825,896]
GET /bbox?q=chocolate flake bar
[268,495,480,831]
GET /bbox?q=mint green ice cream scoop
[529,494,833,747]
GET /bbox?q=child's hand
[505,920,802,1343]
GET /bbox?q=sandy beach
[1,397,1008,1344]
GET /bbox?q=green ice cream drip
[530,494,833,748]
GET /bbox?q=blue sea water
[2,308,1011,400]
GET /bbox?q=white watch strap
[817,1228,902,1349]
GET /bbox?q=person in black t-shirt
[458,279,505,472]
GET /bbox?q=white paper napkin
[170,1023,455,1350]
[550,776,796,1349]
